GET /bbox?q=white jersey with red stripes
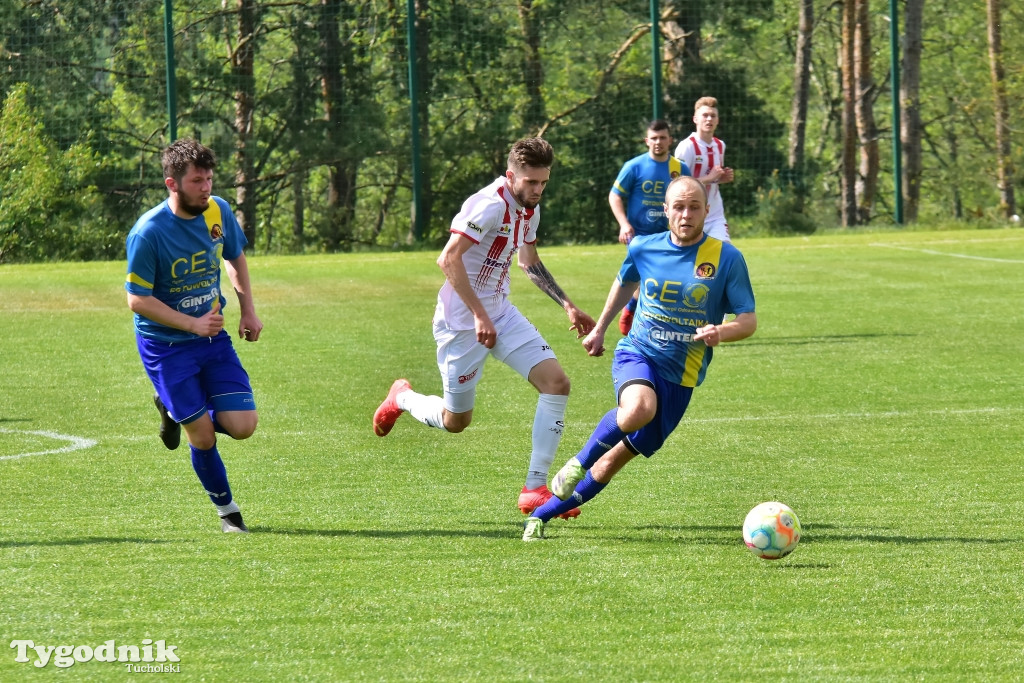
[675,133,730,242]
[435,176,538,331]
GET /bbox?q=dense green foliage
[0,1,1021,262]
[2,229,1023,678]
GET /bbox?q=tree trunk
[318,0,355,251]
[986,0,1017,217]
[900,0,923,223]
[232,0,257,248]
[840,0,858,226]
[944,100,963,219]
[787,0,813,173]
[292,169,305,244]
[854,0,878,224]
[518,0,545,133]
[662,0,702,92]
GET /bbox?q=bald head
[664,175,709,246]
[666,175,708,204]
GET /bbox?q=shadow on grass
[252,525,511,540]
[0,537,172,549]
[0,417,34,423]
[628,523,1018,546]
[743,333,914,346]
[251,521,1020,546]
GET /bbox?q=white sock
[526,393,569,488]
[398,390,448,431]
[216,500,240,516]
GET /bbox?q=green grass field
[2,228,1023,680]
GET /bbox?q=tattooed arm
[518,243,596,338]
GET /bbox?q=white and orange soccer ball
[742,501,801,559]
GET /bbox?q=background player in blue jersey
[125,138,263,533]
[523,175,756,541]
[608,119,691,335]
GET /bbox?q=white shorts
[433,305,556,413]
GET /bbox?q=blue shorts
[612,349,693,457]
[136,331,256,425]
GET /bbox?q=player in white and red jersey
[674,96,734,242]
[372,137,596,519]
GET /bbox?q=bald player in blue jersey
[523,175,757,541]
[125,138,263,534]
[609,119,690,335]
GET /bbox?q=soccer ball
[742,501,801,560]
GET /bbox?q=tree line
[0,0,1019,263]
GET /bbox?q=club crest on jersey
[681,283,711,309]
[694,155,704,164]
[497,224,512,235]
[695,262,717,279]
[209,223,223,240]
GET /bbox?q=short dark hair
[507,137,554,173]
[647,119,671,134]
[162,138,216,182]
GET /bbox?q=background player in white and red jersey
[674,96,734,242]
[373,137,596,519]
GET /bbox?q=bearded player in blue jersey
[523,175,757,541]
[609,119,691,335]
[125,138,263,534]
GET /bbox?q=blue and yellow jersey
[125,197,246,342]
[611,154,690,236]
[616,232,755,387]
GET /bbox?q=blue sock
[625,297,638,313]
[190,443,233,506]
[534,471,608,522]
[577,409,625,469]
[209,410,229,436]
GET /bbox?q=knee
[538,370,571,396]
[232,419,258,440]
[616,403,655,433]
[549,373,571,396]
[443,411,471,433]
[186,429,217,450]
[232,425,257,440]
[529,360,571,396]
[189,435,217,450]
[227,415,259,441]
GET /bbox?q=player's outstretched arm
[518,244,595,338]
[694,312,757,347]
[583,279,638,357]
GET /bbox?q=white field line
[870,242,1024,263]
[4,406,1017,455]
[0,428,98,460]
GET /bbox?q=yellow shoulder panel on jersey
[694,236,723,275]
[203,200,223,240]
[669,156,682,178]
